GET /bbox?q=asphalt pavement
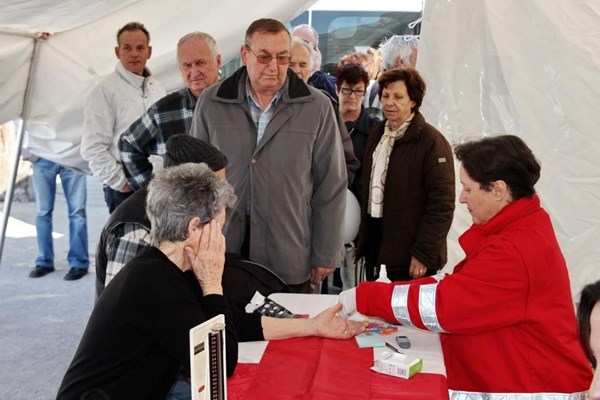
[0,177,107,400]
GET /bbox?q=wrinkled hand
[311,266,334,284]
[338,287,357,318]
[409,256,427,279]
[185,219,225,295]
[312,303,367,339]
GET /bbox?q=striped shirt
[245,79,283,145]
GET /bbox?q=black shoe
[64,268,88,281]
[29,266,55,278]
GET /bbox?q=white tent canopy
[0,0,316,171]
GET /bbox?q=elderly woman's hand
[311,303,367,339]
[185,219,226,295]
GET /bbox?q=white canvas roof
[0,0,316,171]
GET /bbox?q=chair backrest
[222,253,290,341]
[223,253,289,297]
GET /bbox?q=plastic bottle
[376,264,392,283]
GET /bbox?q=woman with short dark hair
[335,63,379,199]
[454,134,540,200]
[355,67,455,281]
[342,134,593,397]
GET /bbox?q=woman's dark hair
[577,280,600,368]
[454,135,541,200]
[335,64,369,90]
[377,67,426,113]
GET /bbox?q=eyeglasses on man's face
[245,46,290,65]
[340,87,366,97]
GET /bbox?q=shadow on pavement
[0,177,107,400]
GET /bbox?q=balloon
[344,189,361,244]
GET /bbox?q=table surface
[230,293,449,400]
[239,293,446,376]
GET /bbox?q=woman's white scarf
[368,114,414,218]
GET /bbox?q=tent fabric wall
[418,0,600,297]
[0,0,316,171]
[0,34,32,125]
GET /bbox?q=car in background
[291,0,422,74]
[220,0,423,78]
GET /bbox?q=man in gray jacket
[189,18,346,293]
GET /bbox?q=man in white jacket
[81,21,166,212]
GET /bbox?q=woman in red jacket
[341,135,592,398]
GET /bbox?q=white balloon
[344,189,361,244]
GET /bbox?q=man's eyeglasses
[245,46,290,65]
[340,87,366,97]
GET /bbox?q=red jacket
[357,195,592,394]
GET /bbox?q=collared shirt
[104,222,150,285]
[119,88,197,190]
[245,79,283,145]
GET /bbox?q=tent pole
[0,33,47,268]
[0,119,26,263]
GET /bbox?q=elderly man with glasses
[190,18,347,294]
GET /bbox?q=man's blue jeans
[32,158,89,269]
[103,185,132,213]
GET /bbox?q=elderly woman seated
[58,163,365,400]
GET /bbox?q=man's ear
[147,45,153,59]
[114,46,120,59]
[395,56,405,68]
[240,45,248,66]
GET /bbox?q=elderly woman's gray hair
[379,35,419,70]
[291,36,314,60]
[146,163,236,246]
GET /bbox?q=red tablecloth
[228,337,449,400]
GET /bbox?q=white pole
[0,32,49,267]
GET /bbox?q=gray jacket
[190,68,346,285]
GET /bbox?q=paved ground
[0,177,107,400]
